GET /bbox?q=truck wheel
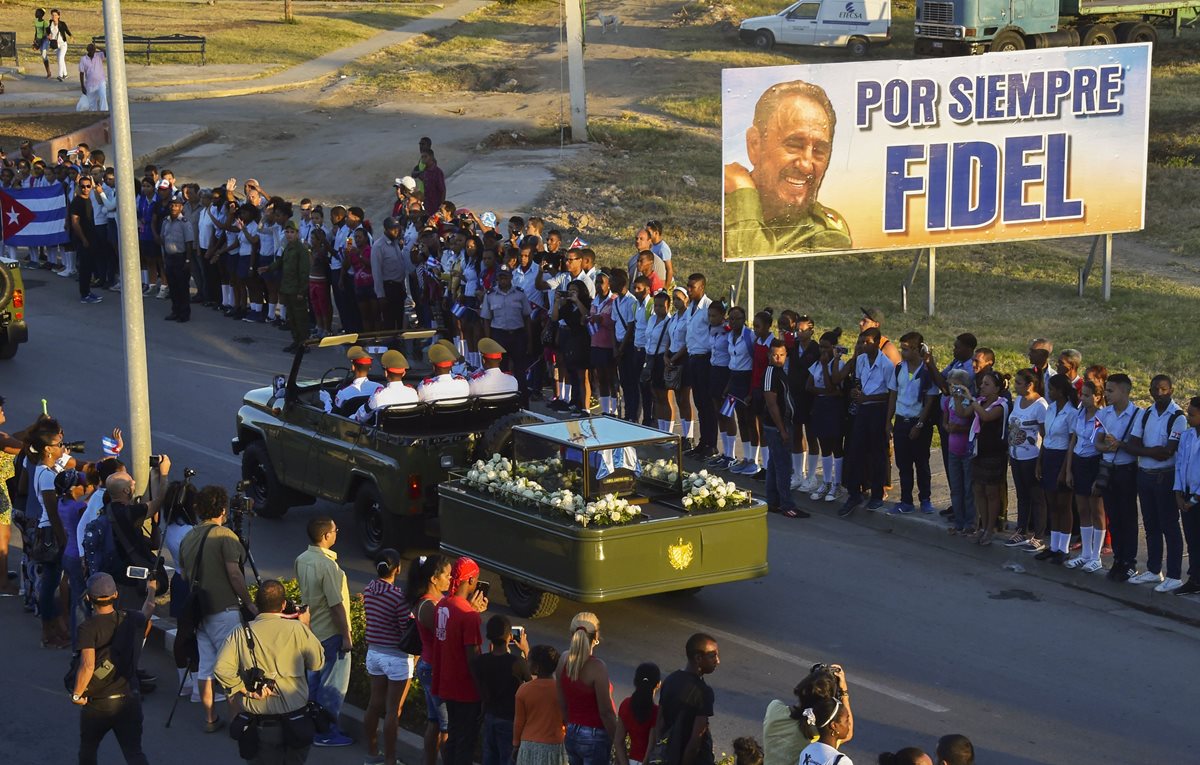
[1116,22,1156,44]
[0,266,13,310]
[847,37,869,57]
[1080,24,1116,46]
[355,482,393,558]
[242,441,290,519]
[501,577,560,619]
[990,29,1025,52]
[752,30,774,50]
[477,411,541,461]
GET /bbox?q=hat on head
[54,468,85,496]
[480,211,498,229]
[428,344,454,367]
[283,220,298,231]
[156,179,171,190]
[860,306,884,324]
[383,217,400,229]
[497,264,512,274]
[170,192,184,204]
[396,176,416,192]
[478,337,506,359]
[87,573,118,599]
[381,349,409,373]
[347,346,373,365]
[436,338,464,361]
[449,557,480,591]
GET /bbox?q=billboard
[721,43,1151,261]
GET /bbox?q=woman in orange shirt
[514,645,566,765]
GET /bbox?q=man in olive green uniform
[724,79,851,259]
[263,220,310,353]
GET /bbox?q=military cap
[428,344,454,366]
[381,350,409,373]
[478,338,506,359]
[347,346,373,365]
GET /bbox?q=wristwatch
[71,693,84,702]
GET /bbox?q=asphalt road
[4,267,1200,765]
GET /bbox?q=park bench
[0,31,17,68]
[91,34,206,66]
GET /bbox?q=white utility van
[739,0,891,55]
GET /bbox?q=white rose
[610,510,621,521]
[698,488,709,498]
[717,498,726,508]
[682,496,693,507]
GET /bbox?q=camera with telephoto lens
[62,440,86,454]
[241,666,275,696]
[149,454,163,468]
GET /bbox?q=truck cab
[740,0,892,56]
[914,0,1062,55]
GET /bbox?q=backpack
[1141,408,1183,446]
[64,610,145,693]
[82,507,121,578]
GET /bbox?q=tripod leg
[165,668,191,728]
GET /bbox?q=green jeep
[231,330,540,557]
[0,260,29,360]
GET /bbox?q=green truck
[0,260,28,360]
[234,334,769,618]
[913,0,1193,55]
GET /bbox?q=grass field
[0,113,104,147]
[0,1,431,70]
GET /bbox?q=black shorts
[590,346,615,368]
[1072,454,1100,495]
[709,365,730,401]
[726,370,751,401]
[650,354,667,390]
[809,396,844,441]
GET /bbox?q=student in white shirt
[832,327,892,516]
[628,275,655,426]
[1005,368,1050,550]
[1036,374,1079,564]
[1170,396,1200,596]
[665,287,693,446]
[1064,380,1107,571]
[644,291,674,434]
[794,695,854,765]
[1094,373,1142,582]
[806,329,846,503]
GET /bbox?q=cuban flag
[569,237,589,249]
[1,186,69,247]
[450,302,469,319]
[101,436,121,457]
[720,395,739,418]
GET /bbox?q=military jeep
[231,330,540,557]
[0,260,29,360]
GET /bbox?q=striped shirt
[362,578,412,650]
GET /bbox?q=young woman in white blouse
[1036,374,1078,564]
[1064,379,1107,572]
[806,329,846,502]
[665,287,693,447]
[1006,368,1049,551]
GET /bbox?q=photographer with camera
[178,485,257,734]
[71,571,159,765]
[100,455,171,607]
[214,579,326,764]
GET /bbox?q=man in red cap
[434,556,488,765]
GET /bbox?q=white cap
[395,176,416,192]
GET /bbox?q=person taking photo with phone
[434,556,490,765]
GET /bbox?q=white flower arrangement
[464,456,639,527]
[640,458,680,485]
[682,470,751,511]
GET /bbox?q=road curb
[134,125,216,169]
[781,485,1200,626]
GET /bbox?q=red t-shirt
[432,595,482,702]
[618,697,658,761]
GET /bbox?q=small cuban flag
[569,236,589,249]
[450,302,469,319]
[425,255,440,270]
[101,436,121,457]
[720,395,739,418]
[530,303,543,321]
[586,318,599,336]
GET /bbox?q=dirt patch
[0,113,105,151]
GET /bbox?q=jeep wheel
[241,441,290,519]
[355,482,397,558]
[477,411,541,461]
[501,577,560,619]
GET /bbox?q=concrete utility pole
[102,0,153,489]
[564,0,587,141]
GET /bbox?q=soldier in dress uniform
[468,338,519,396]
[419,344,471,402]
[354,350,419,423]
[324,345,383,413]
[436,338,475,378]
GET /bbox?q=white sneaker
[810,482,830,501]
[1129,570,1164,585]
[789,474,805,491]
[823,484,841,502]
[1064,556,1088,569]
[800,475,822,494]
[157,285,170,299]
[1081,559,1105,573]
[1155,577,1184,593]
[142,283,155,296]
[56,268,74,277]
[108,280,121,292]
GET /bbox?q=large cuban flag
[0,186,69,247]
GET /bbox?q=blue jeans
[483,713,515,765]
[564,724,612,765]
[307,634,351,734]
[415,658,448,732]
[762,425,795,512]
[947,452,975,531]
[62,555,86,648]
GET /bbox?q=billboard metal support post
[1102,233,1112,302]
[927,247,936,317]
[746,260,755,318]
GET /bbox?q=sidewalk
[1,0,491,110]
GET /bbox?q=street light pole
[102,0,152,488]
[564,0,587,141]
